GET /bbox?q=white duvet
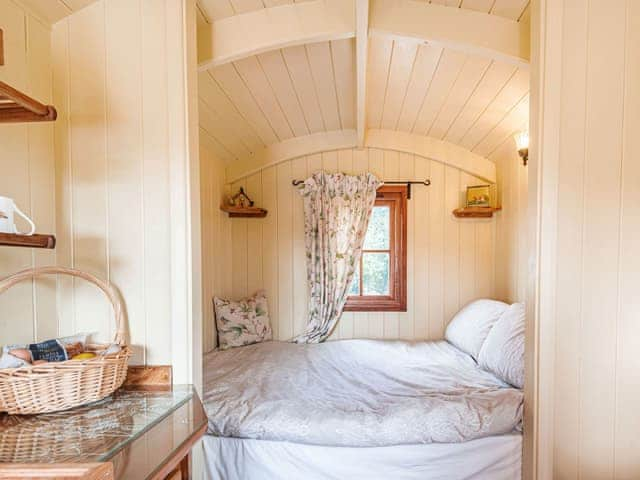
[202,339,523,447]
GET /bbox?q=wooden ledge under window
[452,207,502,218]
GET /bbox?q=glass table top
[0,386,194,464]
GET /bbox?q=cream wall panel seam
[614,1,640,475]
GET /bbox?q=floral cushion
[214,291,272,350]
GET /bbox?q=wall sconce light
[514,131,529,166]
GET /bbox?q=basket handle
[0,266,126,345]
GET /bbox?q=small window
[344,185,407,312]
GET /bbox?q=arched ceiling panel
[199,38,357,162]
[366,37,529,157]
[197,0,530,180]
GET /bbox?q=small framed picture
[466,185,491,208]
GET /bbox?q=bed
[202,300,524,480]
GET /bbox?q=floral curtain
[293,171,381,343]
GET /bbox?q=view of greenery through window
[349,206,390,296]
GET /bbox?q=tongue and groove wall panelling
[532,0,640,476]
[200,133,229,353]
[221,148,496,342]
[491,138,527,304]
[52,0,180,365]
[0,1,56,346]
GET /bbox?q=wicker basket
[0,266,132,415]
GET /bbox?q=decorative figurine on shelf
[226,187,254,208]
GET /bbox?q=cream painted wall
[493,139,527,304]
[530,0,640,478]
[0,1,57,345]
[51,0,194,368]
[202,148,499,348]
[200,132,230,353]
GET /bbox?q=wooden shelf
[0,233,56,249]
[453,207,502,218]
[220,205,268,218]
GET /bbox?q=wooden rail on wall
[0,29,57,123]
[0,233,56,249]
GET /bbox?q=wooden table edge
[147,421,208,480]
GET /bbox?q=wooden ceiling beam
[197,0,356,71]
[197,0,529,71]
[369,0,530,68]
[355,0,369,148]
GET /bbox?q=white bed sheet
[203,433,522,480]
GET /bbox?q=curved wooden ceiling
[197,0,530,179]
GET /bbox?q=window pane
[362,252,390,295]
[363,206,390,250]
[349,266,360,295]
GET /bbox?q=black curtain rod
[291,179,431,186]
[291,179,431,199]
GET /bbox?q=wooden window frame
[344,185,407,312]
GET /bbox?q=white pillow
[478,302,525,388]
[444,299,509,360]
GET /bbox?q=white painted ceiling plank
[380,40,419,130]
[461,0,495,14]
[459,67,529,149]
[366,35,393,129]
[491,0,530,20]
[64,0,99,11]
[234,55,295,141]
[412,49,467,134]
[473,92,529,156]
[428,55,491,138]
[199,99,252,159]
[395,44,443,132]
[258,49,311,137]
[281,45,326,133]
[210,63,280,145]
[229,0,264,15]
[200,126,237,164]
[306,42,342,131]
[16,0,72,24]
[262,0,295,6]
[198,70,265,153]
[444,60,516,144]
[198,0,235,21]
[331,38,357,130]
